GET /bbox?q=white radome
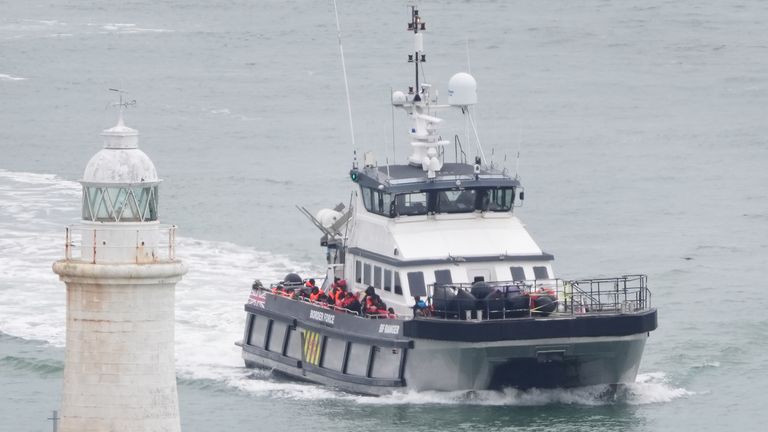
[447,72,477,106]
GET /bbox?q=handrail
[63,224,179,264]
[254,285,409,320]
[426,275,651,321]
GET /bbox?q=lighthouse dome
[82,121,159,184]
[80,117,161,223]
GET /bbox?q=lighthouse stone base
[52,261,186,432]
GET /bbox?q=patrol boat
[238,7,657,395]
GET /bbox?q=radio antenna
[331,0,356,150]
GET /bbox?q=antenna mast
[408,6,426,101]
[332,0,356,149]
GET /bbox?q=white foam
[99,23,172,34]
[0,73,27,81]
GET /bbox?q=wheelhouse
[353,162,522,218]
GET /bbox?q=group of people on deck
[258,274,432,319]
[266,276,397,318]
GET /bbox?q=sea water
[1,1,767,431]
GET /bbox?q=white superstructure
[52,100,186,432]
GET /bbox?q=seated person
[412,295,429,317]
[341,291,362,315]
[309,286,324,302]
[365,294,389,317]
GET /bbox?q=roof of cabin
[354,162,520,193]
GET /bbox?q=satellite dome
[448,72,477,106]
[82,118,159,184]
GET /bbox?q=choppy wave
[0,355,63,376]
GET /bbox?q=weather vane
[107,88,137,124]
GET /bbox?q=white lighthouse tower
[53,95,186,432]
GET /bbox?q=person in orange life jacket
[361,285,376,309]
[342,291,362,314]
[299,278,316,299]
[365,294,388,317]
[282,286,296,299]
[334,279,348,304]
[271,283,283,295]
[316,293,331,308]
[309,286,324,302]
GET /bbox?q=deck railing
[427,275,651,321]
[64,224,178,264]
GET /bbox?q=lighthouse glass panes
[82,185,158,222]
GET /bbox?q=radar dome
[448,72,477,106]
[392,90,407,106]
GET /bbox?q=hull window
[510,266,526,281]
[322,337,347,372]
[248,315,269,348]
[285,327,302,360]
[371,346,402,380]
[407,271,427,297]
[434,269,452,285]
[394,272,402,295]
[267,320,288,353]
[346,343,371,377]
[533,266,550,279]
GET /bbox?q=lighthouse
[53,95,186,432]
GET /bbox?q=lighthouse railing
[64,224,179,264]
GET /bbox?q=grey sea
[2,0,767,431]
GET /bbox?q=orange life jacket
[309,289,324,302]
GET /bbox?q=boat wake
[203,367,691,406]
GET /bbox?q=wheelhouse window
[435,190,477,213]
[361,187,394,217]
[485,188,515,212]
[394,192,428,216]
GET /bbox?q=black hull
[240,294,657,395]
